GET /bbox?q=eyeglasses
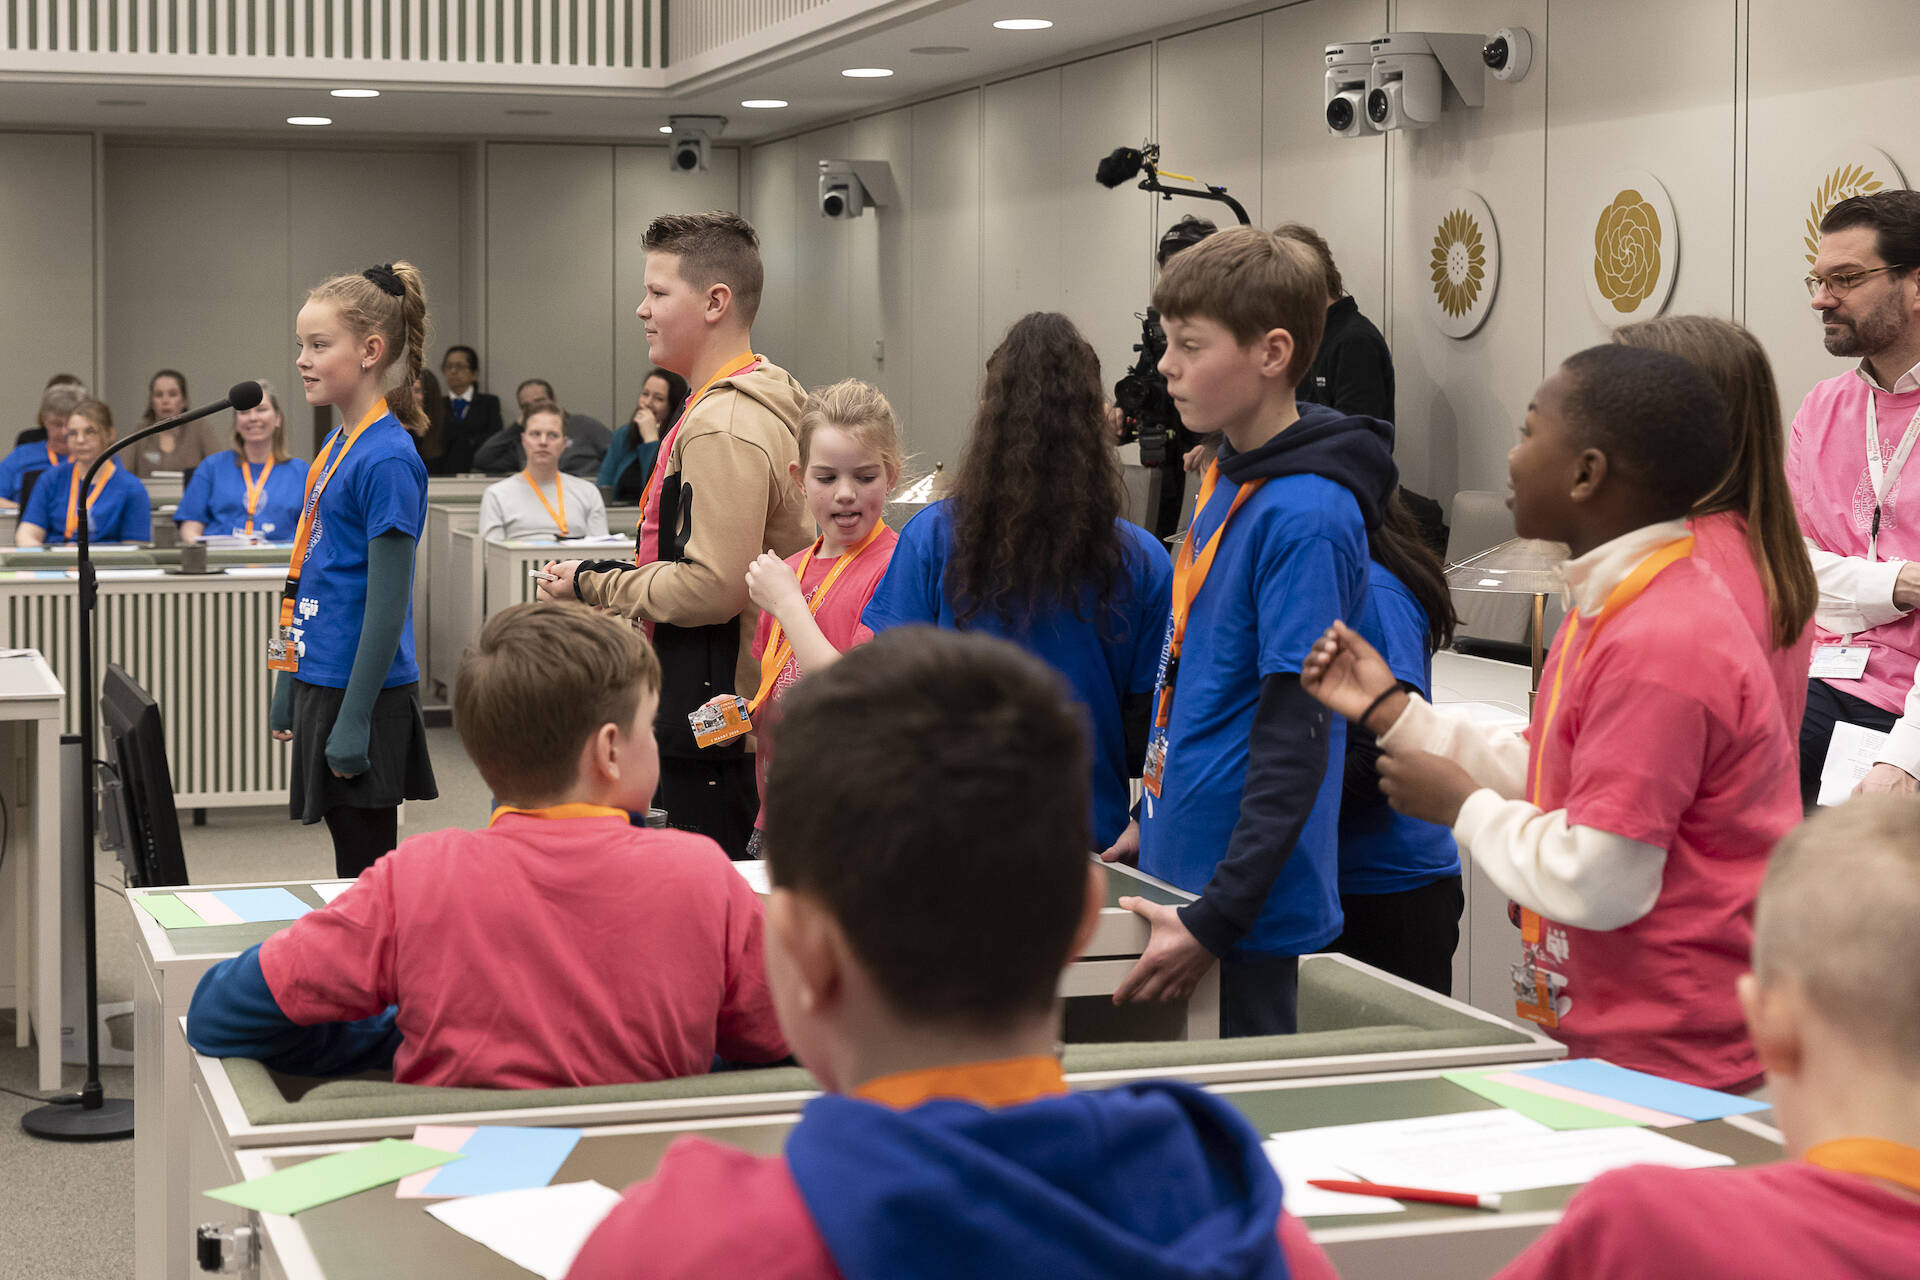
[1804,264,1912,299]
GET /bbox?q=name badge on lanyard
[1810,643,1871,680]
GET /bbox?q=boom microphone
[1096,146,1145,188]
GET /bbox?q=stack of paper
[397,1126,584,1198]
[1819,721,1891,805]
[134,887,313,928]
[1505,1059,1769,1123]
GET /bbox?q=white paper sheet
[426,1181,623,1280]
[1260,1135,1404,1217]
[1818,720,1891,806]
[313,881,355,904]
[731,859,772,896]
[1303,1108,1731,1195]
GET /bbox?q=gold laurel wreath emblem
[1805,164,1885,265]
[1430,209,1486,319]
[1592,189,1662,313]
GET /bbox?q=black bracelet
[1359,684,1404,734]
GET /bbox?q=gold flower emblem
[1805,164,1885,265]
[1430,208,1486,319]
[1592,189,1663,313]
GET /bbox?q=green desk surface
[1100,863,1186,908]
[254,1074,1781,1278]
[142,883,333,957]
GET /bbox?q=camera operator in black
[1275,222,1394,424]
[1110,215,1218,541]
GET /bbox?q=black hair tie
[362,263,404,298]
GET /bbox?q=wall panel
[0,133,95,429]
[746,137,801,381]
[786,123,853,392]
[1154,15,1265,241]
[1060,46,1157,394]
[907,90,982,473]
[846,108,914,442]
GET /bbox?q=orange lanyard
[1153,462,1266,728]
[1805,1139,1920,1196]
[750,521,887,713]
[240,457,275,536]
[854,1055,1068,1109]
[637,352,760,532]
[44,442,59,466]
[520,470,568,536]
[1518,535,1693,945]
[65,460,116,539]
[277,401,386,629]
[488,802,629,825]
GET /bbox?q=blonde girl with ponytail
[275,262,439,877]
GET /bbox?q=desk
[218,1064,1776,1280]
[0,651,65,1089]
[129,879,342,1280]
[0,563,292,808]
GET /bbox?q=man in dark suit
[438,345,503,475]
[474,377,611,478]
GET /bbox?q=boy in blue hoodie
[567,628,1336,1280]
[1101,226,1398,1036]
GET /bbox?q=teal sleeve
[324,531,415,777]
[271,671,294,734]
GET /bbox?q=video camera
[1112,308,1180,465]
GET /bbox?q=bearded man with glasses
[1790,189,1920,806]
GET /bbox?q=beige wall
[0,132,96,437]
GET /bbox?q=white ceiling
[0,0,1262,144]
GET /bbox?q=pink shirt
[1687,510,1813,733]
[1495,1160,1920,1280]
[749,526,897,828]
[1788,370,1920,714]
[1525,557,1799,1089]
[566,1137,1340,1280]
[260,814,787,1088]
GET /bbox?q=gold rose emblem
[1430,209,1486,319]
[1592,190,1662,313]
[1805,163,1885,265]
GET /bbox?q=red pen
[1307,1179,1502,1210]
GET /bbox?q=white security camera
[666,114,727,176]
[1482,27,1533,82]
[817,159,899,220]
[1367,33,1443,131]
[1324,42,1373,137]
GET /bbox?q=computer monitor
[98,664,188,887]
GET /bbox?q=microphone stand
[23,397,240,1141]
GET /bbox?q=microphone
[94,380,268,478]
[1095,146,1145,189]
[228,380,264,412]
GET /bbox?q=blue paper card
[210,888,313,924]
[420,1126,583,1198]
[1516,1059,1768,1122]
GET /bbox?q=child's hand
[746,552,805,619]
[538,560,582,601]
[1301,620,1405,732]
[1378,747,1479,827]
[1112,899,1216,1003]
[1099,820,1140,866]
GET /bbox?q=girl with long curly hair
[863,312,1172,847]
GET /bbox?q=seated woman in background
[598,368,688,502]
[479,398,608,542]
[409,367,452,473]
[0,383,82,510]
[862,312,1174,851]
[14,373,84,446]
[176,380,309,543]
[124,369,209,480]
[18,398,151,546]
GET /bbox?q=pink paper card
[1484,1071,1689,1127]
[396,1125,476,1197]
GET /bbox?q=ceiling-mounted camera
[1482,27,1534,82]
[817,159,899,220]
[1364,31,1487,132]
[1324,42,1372,137]
[666,114,727,175]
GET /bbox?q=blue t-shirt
[287,416,428,689]
[1137,472,1367,955]
[1339,561,1461,894]
[21,460,151,544]
[175,451,311,541]
[0,439,63,504]
[861,501,1173,849]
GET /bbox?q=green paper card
[205,1140,462,1215]
[1443,1071,1642,1129]
[134,893,209,930]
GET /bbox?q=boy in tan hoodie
[543,211,811,857]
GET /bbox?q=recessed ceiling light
[993,19,1054,30]
[329,88,379,98]
[658,125,674,134]
[841,67,894,78]
[740,99,789,109]
[504,108,551,116]
[97,98,145,106]
[910,45,968,55]
[286,116,333,126]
